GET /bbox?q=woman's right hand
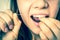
[0,10,21,40]
[39,18,60,40]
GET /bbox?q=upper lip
[30,14,48,18]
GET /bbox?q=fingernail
[8,21,14,30]
[9,25,14,29]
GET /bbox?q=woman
[0,0,60,40]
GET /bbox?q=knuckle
[5,9,13,18]
[17,20,21,26]
[18,20,21,24]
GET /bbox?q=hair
[10,0,32,40]
[56,8,60,20]
[10,0,60,40]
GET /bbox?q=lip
[33,14,48,18]
[30,14,48,21]
[32,19,40,27]
[30,14,48,16]
[30,14,48,26]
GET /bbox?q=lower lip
[33,20,40,27]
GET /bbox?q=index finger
[2,9,13,18]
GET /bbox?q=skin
[0,0,60,40]
[17,0,59,34]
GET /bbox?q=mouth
[30,14,49,26]
[31,15,40,23]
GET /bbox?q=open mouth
[31,15,40,23]
[31,15,49,23]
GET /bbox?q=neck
[31,32,41,40]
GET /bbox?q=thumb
[12,13,21,36]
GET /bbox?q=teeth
[33,15,46,18]
[31,15,47,22]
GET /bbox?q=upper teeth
[33,15,46,18]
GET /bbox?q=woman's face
[17,0,59,34]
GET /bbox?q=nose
[32,0,49,9]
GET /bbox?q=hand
[0,10,21,40]
[39,18,60,40]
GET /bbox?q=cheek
[48,1,59,18]
[17,3,30,23]
[18,1,32,14]
[49,7,58,18]
[17,1,33,23]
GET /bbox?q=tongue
[33,17,40,26]
[31,16,40,22]
[31,16,40,26]
[33,17,40,22]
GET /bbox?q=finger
[48,18,60,30]
[39,31,48,40]
[39,22,54,40]
[0,18,8,32]
[0,12,14,30]
[2,10,14,29]
[39,18,60,39]
[12,13,21,36]
[3,9,13,18]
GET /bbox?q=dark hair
[56,8,60,20]
[10,0,32,40]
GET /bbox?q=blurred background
[0,0,10,11]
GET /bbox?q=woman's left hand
[39,18,60,40]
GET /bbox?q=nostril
[42,1,49,9]
[42,6,47,9]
